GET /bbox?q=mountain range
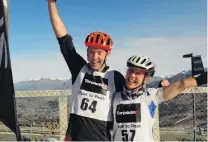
[14,69,206,91]
[14,78,72,91]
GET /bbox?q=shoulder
[114,70,124,78]
[110,70,125,92]
[106,69,125,81]
[146,88,164,101]
[104,68,124,81]
[112,92,122,102]
[147,88,162,94]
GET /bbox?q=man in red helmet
[47,0,125,141]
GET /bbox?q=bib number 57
[121,130,135,141]
[80,98,97,113]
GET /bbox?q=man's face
[87,47,109,71]
[125,67,149,90]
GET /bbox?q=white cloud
[108,36,207,76]
[11,36,207,82]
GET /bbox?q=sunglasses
[127,68,147,75]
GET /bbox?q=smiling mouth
[128,78,136,83]
[92,60,101,65]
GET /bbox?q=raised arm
[48,0,67,38]
[162,71,207,101]
[47,0,86,83]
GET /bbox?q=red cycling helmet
[85,31,113,51]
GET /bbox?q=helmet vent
[132,56,137,62]
[90,36,93,43]
[106,39,111,45]
[136,57,141,63]
[85,35,89,43]
[95,35,100,43]
[146,62,152,66]
[141,59,146,64]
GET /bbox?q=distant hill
[14,69,207,91]
[14,76,164,91]
[14,78,72,91]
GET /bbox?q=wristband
[194,71,207,86]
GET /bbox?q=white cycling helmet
[127,55,155,77]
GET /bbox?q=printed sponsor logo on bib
[116,103,141,123]
[80,73,108,95]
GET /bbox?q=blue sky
[8,0,207,82]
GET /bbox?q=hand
[158,79,170,88]
[161,79,170,87]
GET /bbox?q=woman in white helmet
[112,55,207,141]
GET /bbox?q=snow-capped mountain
[14,69,206,91]
[14,78,72,91]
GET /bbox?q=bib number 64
[80,98,97,113]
